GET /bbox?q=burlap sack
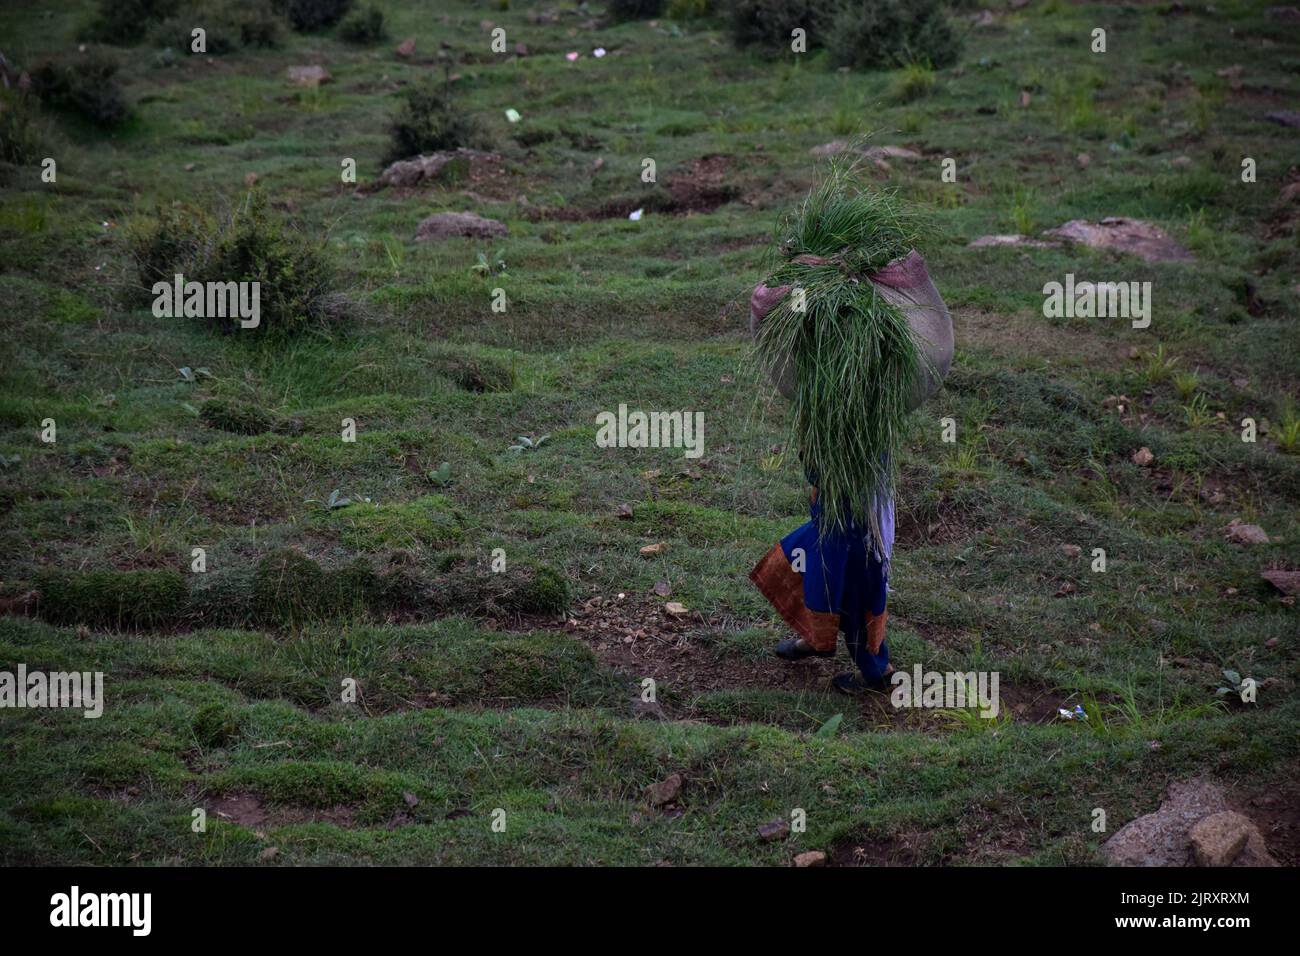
[749,250,953,410]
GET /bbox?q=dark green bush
[191,702,241,747]
[206,192,345,337]
[252,548,327,627]
[31,51,130,127]
[824,0,960,70]
[82,0,180,45]
[276,0,353,31]
[430,354,514,393]
[608,0,666,21]
[149,1,285,53]
[385,79,482,165]
[198,398,275,435]
[124,202,212,298]
[729,0,823,48]
[0,88,47,167]
[127,192,351,337]
[338,3,386,43]
[728,0,959,70]
[35,568,187,630]
[419,557,571,617]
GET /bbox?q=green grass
[0,0,1298,867]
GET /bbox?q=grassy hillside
[0,0,1297,866]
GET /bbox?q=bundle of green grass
[751,162,952,534]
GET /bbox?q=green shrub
[608,0,666,20]
[31,50,130,127]
[421,557,571,617]
[430,354,514,393]
[385,78,482,165]
[338,3,386,43]
[729,0,823,48]
[149,1,285,53]
[191,702,241,747]
[82,0,180,45]
[206,192,346,336]
[127,192,351,337]
[0,88,47,167]
[824,0,960,71]
[35,568,187,630]
[728,0,959,70]
[124,202,212,298]
[275,0,353,31]
[198,398,275,435]
[667,0,714,17]
[252,548,327,627]
[250,549,384,626]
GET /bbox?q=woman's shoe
[831,670,895,695]
[774,637,835,660]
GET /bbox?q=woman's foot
[831,668,895,695]
[774,637,835,660]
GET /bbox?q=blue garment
[777,486,893,685]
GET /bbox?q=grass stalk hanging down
[756,160,933,535]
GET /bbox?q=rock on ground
[793,850,827,867]
[1190,812,1253,866]
[1264,110,1300,129]
[1043,217,1193,263]
[286,66,331,88]
[1225,520,1269,545]
[757,820,791,842]
[968,234,1062,249]
[810,141,921,161]
[414,211,507,241]
[645,773,683,807]
[1102,779,1277,866]
[379,150,502,189]
[1261,570,1300,595]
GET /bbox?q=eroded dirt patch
[205,792,358,830]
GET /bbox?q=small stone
[286,65,331,88]
[1062,544,1082,558]
[259,846,280,861]
[1132,447,1154,467]
[639,542,667,556]
[244,172,259,187]
[793,850,827,867]
[645,773,683,807]
[1225,521,1269,545]
[631,699,665,720]
[396,38,416,58]
[1076,153,1091,168]
[1261,570,1300,595]
[414,211,507,241]
[758,820,791,842]
[664,602,688,616]
[403,791,420,807]
[1189,812,1253,866]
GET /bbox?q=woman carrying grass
[748,165,952,694]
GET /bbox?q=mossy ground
[0,0,1297,865]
